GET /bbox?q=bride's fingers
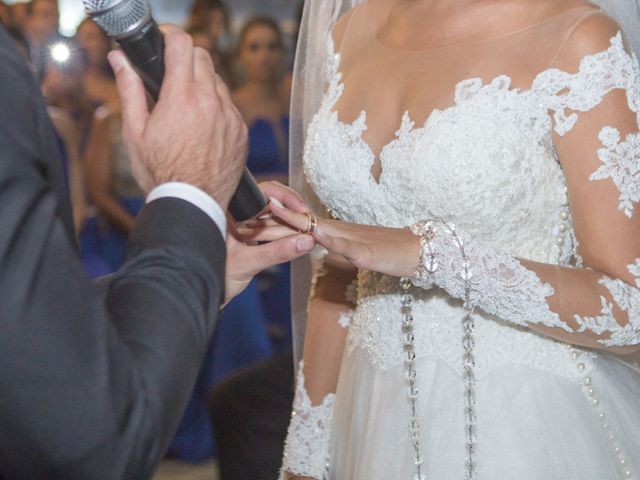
[313,228,359,261]
[261,182,308,213]
[269,199,313,231]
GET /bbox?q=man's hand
[224,182,315,303]
[108,25,247,210]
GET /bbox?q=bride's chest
[304,76,569,251]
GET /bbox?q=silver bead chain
[403,220,477,480]
[400,276,426,480]
[441,222,478,480]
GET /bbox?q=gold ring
[300,211,317,234]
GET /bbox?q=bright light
[50,43,71,63]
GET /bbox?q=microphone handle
[118,21,267,222]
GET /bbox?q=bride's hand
[224,182,315,304]
[270,202,421,278]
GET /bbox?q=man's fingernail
[296,235,315,252]
[269,197,284,208]
[107,51,124,73]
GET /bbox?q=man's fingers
[108,50,149,138]
[159,25,194,98]
[193,47,218,94]
[240,235,315,278]
[235,224,299,243]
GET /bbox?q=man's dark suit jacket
[0,26,226,479]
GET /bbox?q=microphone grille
[82,0,150,38]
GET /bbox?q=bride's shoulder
[552,5,628,71]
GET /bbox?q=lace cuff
[279,361,335,480]
[409,220,640,347]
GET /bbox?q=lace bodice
[302,31,638,374]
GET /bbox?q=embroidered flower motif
[590,129,640,218]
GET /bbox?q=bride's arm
[271,15,640,355]
[280,251,357,480]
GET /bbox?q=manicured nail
[258,213,273,220]
[296,235,315,253]
[269,197,284,208]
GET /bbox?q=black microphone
[83,0,267,222]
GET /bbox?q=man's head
[26,0,59,43]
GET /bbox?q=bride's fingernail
[258,213,273,220]
[296,235,315,252]
[269,197,284,208]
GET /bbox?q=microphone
[83,0,267,222]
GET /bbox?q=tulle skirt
[331,347,640,479]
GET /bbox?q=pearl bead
[559,223,568,233]
[587,387,595,397]
[623,468,633,478]
[584,377,592,386]
[592,398,600,406]
[578,363,586,372]
[560,211,569,220]
[620,458,627,466]
[572,351,579,360]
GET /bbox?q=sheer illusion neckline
[326,30,623,185]
[366,4,600,53]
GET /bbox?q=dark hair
[238,16,283,52]
[25,0,58,16]
[188,0,229,32]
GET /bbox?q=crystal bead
[400,277,412,290]
[463,336,475,351]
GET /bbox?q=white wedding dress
[281,4,640,479]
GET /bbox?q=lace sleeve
[411,15,640,352]
[280,250,357,479]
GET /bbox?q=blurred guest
[5,24,30,59]
[84,108,144,273]
[24,0,61,78]
[0,1,12,26]
[41,53,90,233]
[9,2,28,30]
[75,18,118,111]
[187,0,232,85]
[233,17,290,185]
[233,17,292,349]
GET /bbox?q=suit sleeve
[0,30,226,480]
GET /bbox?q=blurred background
[0,1,304,479]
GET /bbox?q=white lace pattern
[302,31,640,372]
[280,361,335,480]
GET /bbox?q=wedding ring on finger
[300,211,317,234]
